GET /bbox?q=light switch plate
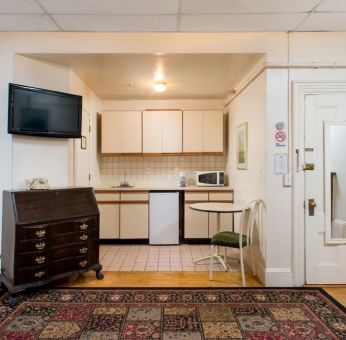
[283,174,292,187]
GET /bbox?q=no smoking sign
[275,130,287,147]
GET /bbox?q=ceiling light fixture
[153,82,167,93]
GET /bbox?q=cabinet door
[143,111,162,153]
[184,204,209,238]
[122,111,142,153]
[203,111,223,152]
[98,203,119,239]
[183,111,203,153]
[208,213,233,237]
[101,111,122,153]
[162,110,182,153]
[120,203,149,239]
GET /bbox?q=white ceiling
[1,0,346,32]
[23,53,263,99]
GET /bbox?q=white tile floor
[100,244,246,272]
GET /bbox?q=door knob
[308,199,317,216]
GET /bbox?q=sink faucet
[120,172,129,187]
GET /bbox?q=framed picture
[236,122,248,169]
[81,135,87,150]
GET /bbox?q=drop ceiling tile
[53,14,177,32]
[0,14,59,31]
[0,0,44,14]
[39,0,179,14]
[181,0,320,14]
[298,12,346,31]
[180,14,306,32]
[315,0,346,12]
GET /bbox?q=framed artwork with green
[236,122,248,169]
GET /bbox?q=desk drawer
[15,265,47,285]
[50,229,97,247]
[50,254,96,275]
[50,242,97,261]
[16,250,48,268]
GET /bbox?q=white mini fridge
[149,191,179,245]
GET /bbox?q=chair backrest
[239,199,266,248]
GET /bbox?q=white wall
[228,71,267,282]
[69,69,102,187]
[12,56,72,189]
[228,72,266,203]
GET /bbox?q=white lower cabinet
[184,190,234,239]
[184,203,209,238]
[120,203,149,239]
[208,213,233,238]
[98,203,120,239]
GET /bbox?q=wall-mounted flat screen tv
[8,83,82,138]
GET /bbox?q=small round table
[189,202,244,270]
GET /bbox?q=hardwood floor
[57,271,346,307]
[58,271,262,288]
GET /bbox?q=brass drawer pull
[36,229,46,238]
[79,247,88,254]
[79,260,87,268]
[80,234,88,241]
[35,241,46,250]
[34,271,45,278]
[80,223,88,230]
[35,256,46,264]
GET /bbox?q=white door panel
[305,94,346,284]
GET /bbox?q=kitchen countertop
[94,185,233,192]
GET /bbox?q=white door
[74,109,90,186]
[305,94,346,283]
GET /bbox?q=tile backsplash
[100,155,228,187]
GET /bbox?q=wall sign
[275,130,287,147]
[275,153,288,175]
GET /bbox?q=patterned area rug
[0,288,344,339]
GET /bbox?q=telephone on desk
[25,178,50,190]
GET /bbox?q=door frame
[292,81,346,286]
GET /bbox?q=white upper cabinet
[203,110,224,153]
[162,110,182,153]
[101,111,142,154]
[183,110,203,153]
[101,111,122,154]
[143,110,182,154]
[143,111,163,153]
[122,111,142,153]
[183,110,223,153]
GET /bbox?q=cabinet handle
[79,247,88,254]
[35,256,46,264]
[34,271,45,278]
[80,223,88,230]
[36,229,46,238]
[35,241,46,250]
[79,234,88,241]
[79,260,88,267]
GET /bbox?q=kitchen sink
[111,185,135,188]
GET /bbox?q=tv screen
[8,83,82,138]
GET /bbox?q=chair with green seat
[209,199,265,287]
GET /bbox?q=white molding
[265,268,293,287]
[292,81,346,287]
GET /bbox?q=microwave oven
[195,171,225,187]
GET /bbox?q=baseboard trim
[265,268,294,287]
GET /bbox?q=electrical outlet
[145,168,150,174]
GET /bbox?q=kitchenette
[97,108,233,247]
